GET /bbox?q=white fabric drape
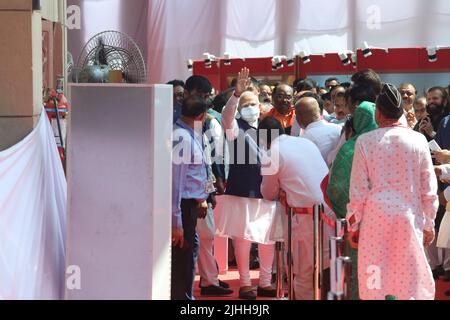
[67,0,450,83]
[0,109,67,300]
[147,0,450,84]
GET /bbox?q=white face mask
[240,105,261,124]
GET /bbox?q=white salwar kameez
[347,127,438,300]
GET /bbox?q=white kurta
[347,127,438,300]
[215,94,280,245]
[302,120,342,167]
[261,135,333,299]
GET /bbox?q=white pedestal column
[66,84,172,300]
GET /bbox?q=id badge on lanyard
[203,132,217,195]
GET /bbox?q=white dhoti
[214,195,281,244]
[437,210,450,249]
[214,195,281,287]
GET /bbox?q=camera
[224,53,231,66]
[362,41,373,58]
[339,53,351,66]
[272,56,283,70]
[427,47,438,63]
[203,53,213,68]
[299,50,311,64]
[187,59,193,71]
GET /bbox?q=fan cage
[76,30,147,83]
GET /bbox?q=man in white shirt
[296,97,342,167]
[260,119,331,300]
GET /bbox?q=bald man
[296,97,342,167]
[260,115,333,300]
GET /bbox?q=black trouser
[171,199,200,300]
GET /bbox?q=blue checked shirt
[172,119,208,229]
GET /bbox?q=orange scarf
[263,106,296,129]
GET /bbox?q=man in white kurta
[346,83,438,300]
[214,69,279,299]
[295,97,342,167]
[261,133,332,300]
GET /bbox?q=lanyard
[175,121,215,188]
[175,120,206,164]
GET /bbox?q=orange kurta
[262,106,296,129]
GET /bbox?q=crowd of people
[169,68,450,300]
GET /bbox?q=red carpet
[194,268,277,301]
[195,268,450,301]
[435,279,450,300]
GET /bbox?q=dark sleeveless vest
[225,118,263,199]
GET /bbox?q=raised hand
[235,67,251,97]
[419,117,434,137]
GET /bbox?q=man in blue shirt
[167,79,185,124]
[172,95,210,300]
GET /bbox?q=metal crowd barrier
[328,218,352,300]
[275,204,331,300]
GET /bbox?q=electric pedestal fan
[73,30,147,83]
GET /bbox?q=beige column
[0,0,43,151]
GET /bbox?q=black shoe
[200,279,230,289]
[229,259,237,267]
[432,266,444,279]
[249,258,260,270]
[257,286,277,297]
[200,285,233,296]
[239,287,257,300]
[444,270,450,282]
